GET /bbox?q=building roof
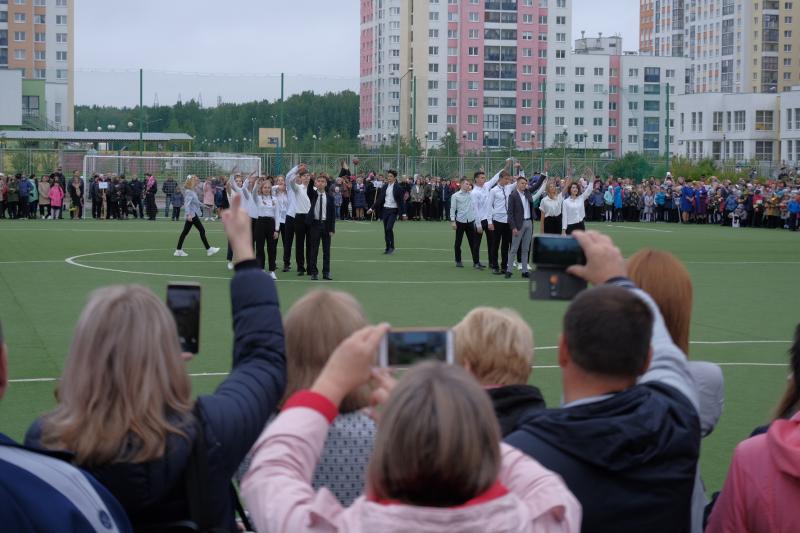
[0,131,193,142]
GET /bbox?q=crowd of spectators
[1,191,798,531]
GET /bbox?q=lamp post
[722,133,727,167]
[583,128,588,160]
[562,126,568,177]
[460,131,468,177]
[312,134,318,154]
[251,117,257,151]
[446,130,452,157]
[508,129,515,159]
[530,130,536,172]
[398,67,414,172]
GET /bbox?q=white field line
[604,224,673,233]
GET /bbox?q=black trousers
[254,216,278,272]
[282,215,295,268]
[454,221,479,264]
[382,208,398,250]
[471,219,489,265]
[565,221,585,235]
[307,221,332,275]
[543,215,562,234]
[294,213,309,272]
[490,220,512,271]
[176,216,210,250]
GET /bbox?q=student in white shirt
[367,170,404,254]
[228,172,259,269]
[562,179,594,234]
[274,175,295,272]
[488,170,514,274]
[470,168,502,268]
[307,175,336,280]
[450,178,483,269]
[537,178,567,235]
[252,177,283,279]
[286,164,312,275]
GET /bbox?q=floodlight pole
[139,69,144,156]
[278,73,284,175]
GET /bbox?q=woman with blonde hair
[25,194,287,531]
[627,248,724,533]
[173,175,219,257]
[454,307,545,436]
[242,325,581,532]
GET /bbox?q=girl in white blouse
[561,180,594,234]
[536,178,567,235]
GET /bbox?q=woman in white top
[252,177,283,279]
[561,179,594,235]
[535,178,566,235]
[227,172,259,269]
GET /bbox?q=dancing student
[450,178,483,269]
[471,167,503,269]
[367,170,404,254]
[561,178,594,235]
[252,177,282,280]
[272,175,294,272]
[287,164,312,275]
[534,176,563,234]
[506,176,534,279]
[228,173,258,270]
[488,170,514,275]
[306,174,336,281]
[273,178,290,255]
[174,175,220,257]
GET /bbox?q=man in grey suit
[506,176,533,279]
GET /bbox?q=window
[593,117,603,126]
[555,66,565,76]
[555,100,565,109]
[33,14,45,24]
[427,81,438,90]
[628,85,639,94]
[468,29,479,39]
[555,116,565,126]
[448,47,458,56]
[468,47,479,56]
[523,14,533,23]
[429,63,439,73]
[447,115,457,124]
[733,141,744,160]
[628,101,638,110]
[522,32,533,40]
[429,11,439,21]
[521,82,532,91]
[448,30,458,39]
[14,49,25,60]
[14,31,26,41]
[644,100,660,111]
[468,98,478,107]
[56,69,67,80]
[522,99,532,108]
[697,112,703,132]
[609,118,617,127]
[521,116,532,125]
[593,100,603,110]
[56,0,67,4]
[428,47,438,56]
[467,81,478,90]
[643,84,661,94]
[575,67,585,76]
[755,110,773,130]
[555,49,566,59]
[14,12,26,22]
[34,32,45,42]
[575,100,584,109]
[734,110,746,131]
[713,112,723,132]
[555,82,565,92]
[556,15,566,24]
[593,134,603,143]
[594,67,604,76]
[35,50,45,60]
[447,64,457,73]
[574,84,584,93]
[56,33,67,43]
[428,97,439,107]
[467,115,478,124]
[574,117,584,125]
[427,114,438,124]
[755,141,773,161]
[56,15,67,25]
[428,29,439,39]
[629,118,639,127]
[469,11,479,22]
[628,68,639,77]
[538,15,548,23]
[556,32,566,42]
[34,68,46,79]
[593,83,604,93]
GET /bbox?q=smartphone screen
[166,283,201,354]
[379,329,454,367]
[532,236,586,268]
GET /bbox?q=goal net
[81,154,261,219]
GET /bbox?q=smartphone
[530,236,587,300]
[531,235,586,268]
[378,328,454,368]
[166,283,201,354]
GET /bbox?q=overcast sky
[75,0,639,107]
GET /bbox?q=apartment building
[0,0,74,130]
[674,87,800,165]
[639,0,800,94]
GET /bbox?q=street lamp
[583,128,589,160]
[312,134,318,153]
[722,133,727,165]
[127,121,134,128]
[530,130,537,172]
[251,117,257,151]
[562,126,568,177]
[397,66,414,171]
[508,129,515,159]
[446,130,452,157]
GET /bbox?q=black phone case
[529,268,588,301]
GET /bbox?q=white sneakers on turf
[207,247,220,256]
[269,271,277,280]
[227,262,234,270]
[174,249,189,257]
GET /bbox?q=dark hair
[459,177,469,183]
[563,286,653,377]
[517,176,528,182]
[387,170,397,178]
[473,171,485,180]
[775,324,800,420]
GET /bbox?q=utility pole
[411,75,417,175]
[665,82,670,173]
[278,73,284,175]
[139,69,144,155]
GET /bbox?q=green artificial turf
[0,217,797,495]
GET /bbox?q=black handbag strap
[187,406,253,532]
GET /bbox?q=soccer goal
[81,154,261,219]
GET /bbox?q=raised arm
[531,178,548,202]
[579,180,593,202]
[285,165,300,190]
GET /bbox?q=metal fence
[0,147,787,180]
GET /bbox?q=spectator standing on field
[144,173,158,221]
[162,176,177,219]
[38,175,51,219]
[48,179,64,220]
[128,176,144,219]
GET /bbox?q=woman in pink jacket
[202,177,215,220]
[242,324,581,533]
[707,324,800,533]
[48,180,65,220]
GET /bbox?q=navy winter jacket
[26,262,287,531]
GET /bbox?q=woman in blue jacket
[26,195,286,531]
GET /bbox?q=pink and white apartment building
[360,0,688,158]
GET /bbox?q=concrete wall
[0,69,23,127]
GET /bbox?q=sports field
[0,218,797,494]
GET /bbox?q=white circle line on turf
[7,361,789,384]
[64,249,525,283]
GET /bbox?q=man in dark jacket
[162,177,177,218]
[505,230,701,533]
[368,170,405,254]
[129,176,144,219]
[306,175,336,281]
[0,321,133,532]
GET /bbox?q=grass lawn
[0,216,797,496]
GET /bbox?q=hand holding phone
[529,235,587,301]
[378,328,454,367]
[166,283,201,354]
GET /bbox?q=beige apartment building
[1,0,74,129]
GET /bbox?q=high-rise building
[639,0,800,94]
[0,0,74,130]
[360,0,688,159]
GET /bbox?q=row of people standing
[0,171,81,220]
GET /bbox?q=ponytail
[774,323,800,420]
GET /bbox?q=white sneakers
[174,249,189,257]
[207,247,220,256]
[227,262,234,270]
[175,248,219,257]
[269,271,277,280]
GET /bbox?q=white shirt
[489,183,513,223]
[286,165,310,215]
[229,176,259,219]
[255,193,277,219]
[561,184,594,229]
[518,190,531,220]
[539,195,564,217]
[384,183,397,209]
[314,189,327,222]
[470,170,502,221]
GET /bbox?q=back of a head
[367,362,500,507]
[564,286,654,378]
[41,285,192,465]
[283,290,368,412]
[627,249,693,355]
[454,307,533,386]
